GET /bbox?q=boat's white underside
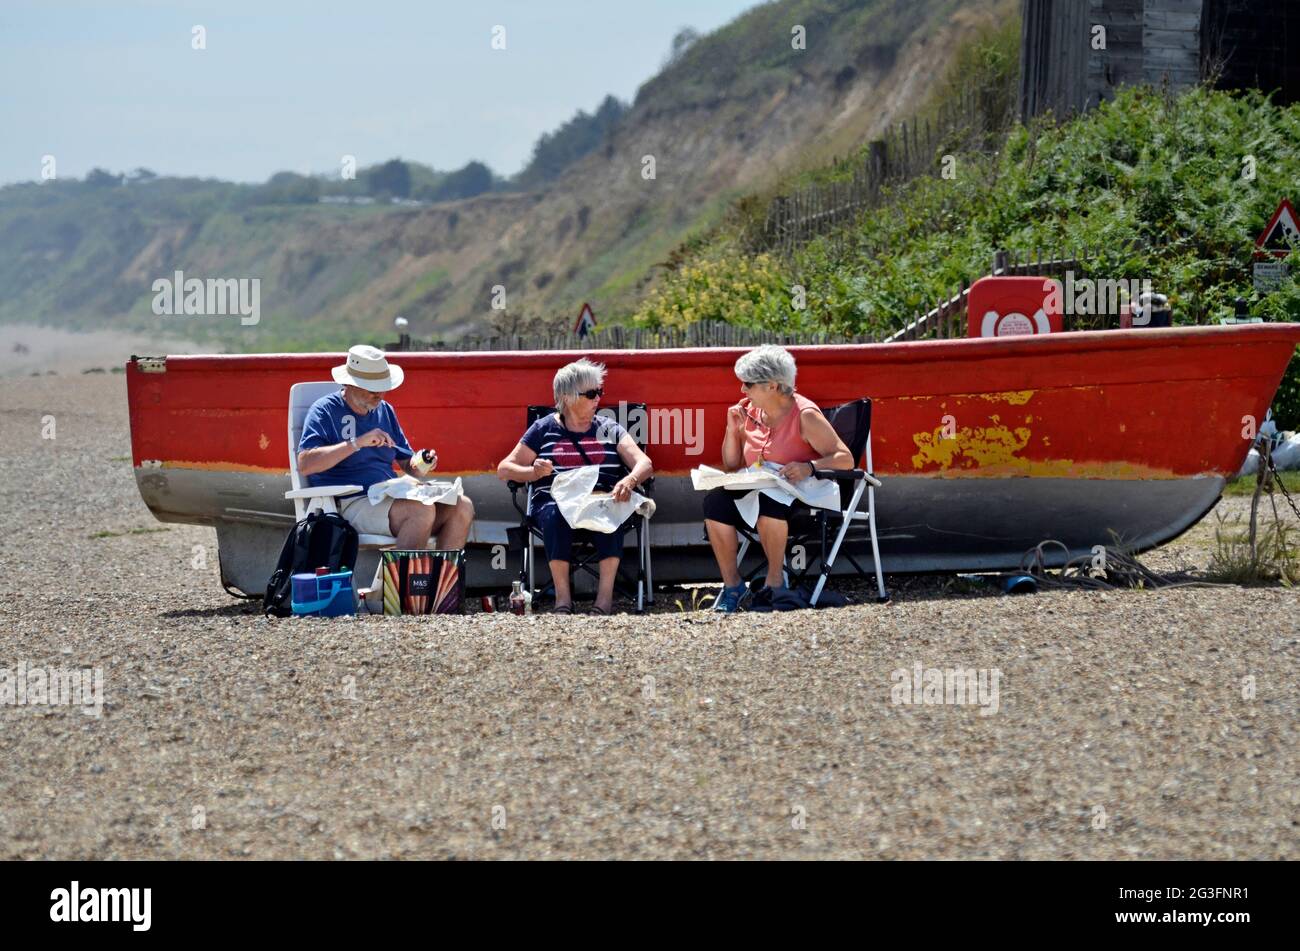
[136,468,1225,595]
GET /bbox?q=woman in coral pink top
[704,345,854,611]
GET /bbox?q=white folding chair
[285,382,438,596]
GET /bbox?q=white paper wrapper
[551,465,654,533]
[691,462,840,527]
[366,474,464,507]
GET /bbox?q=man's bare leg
[388,498,436,549]
[431,496,475,549]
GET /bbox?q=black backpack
[263,511,360,617]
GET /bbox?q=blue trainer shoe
[713,582,750,613]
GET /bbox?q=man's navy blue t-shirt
[298,390,413,495]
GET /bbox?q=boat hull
[125,324,1300,594]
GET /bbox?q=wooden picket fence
[387,245,1211,353]
[388,321,880,354]
[752,87,1017,257]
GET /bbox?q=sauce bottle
[410,449,436,476]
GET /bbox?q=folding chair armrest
[812,468,881,488]
[284,484,364,500]
[506,480,530,519]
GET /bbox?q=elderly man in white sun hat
[297,345,474,549]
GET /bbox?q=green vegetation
[638,85,1300,334]
[0,0,978,347]
[365,159,412,199]
[635,45,1300,422]
[1208,509,1298,585]
[514,96,627,190]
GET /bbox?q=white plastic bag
[1272,433,1300,471]
[1236,432,1300,477]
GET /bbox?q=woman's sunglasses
[740,380,766,389]
[579,388,604,400]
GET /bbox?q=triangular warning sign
[573,302,596,336]
[1255,198,1299,259]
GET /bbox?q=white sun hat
[331,345,405,392]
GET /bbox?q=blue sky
[0,0,758,185]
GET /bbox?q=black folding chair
[732,398,887,606]
[507,404,654,612]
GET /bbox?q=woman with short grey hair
[733,345,797,396]
[704,345,853,612]
[552,358,606,409]
[498,358,653,614]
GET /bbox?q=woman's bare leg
[756,516,788,589]
[595,556,620,612]
[705,518,742,587]
[550,561,572,608]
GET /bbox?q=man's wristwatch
[806,461,817,478]
[348,436,359,451]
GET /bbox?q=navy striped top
[521,412,628,510]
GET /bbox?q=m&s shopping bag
[381,550,465,615]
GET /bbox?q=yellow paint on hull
[910,418,1182,480]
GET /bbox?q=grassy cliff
[0,0,1011,350]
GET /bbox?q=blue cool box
[291,570,354,617]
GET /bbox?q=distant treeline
[43,94,629,207]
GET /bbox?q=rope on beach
[1017,540,1227,591]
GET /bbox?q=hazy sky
[0,0,758,186]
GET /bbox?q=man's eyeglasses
[579,388,604,400]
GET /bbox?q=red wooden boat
[126,322,1300,595]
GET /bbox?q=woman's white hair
[734,345,796,396]
[553,358,607,410]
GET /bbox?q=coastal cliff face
[0,0,1011,348]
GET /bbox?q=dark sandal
[552,603,573,615]
[591,605,613,615]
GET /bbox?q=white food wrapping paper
[691,462,839,527]
[551,465,654,533]
[366,474,464,507]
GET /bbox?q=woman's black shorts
[702,486,793,528]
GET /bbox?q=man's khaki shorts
[339,494,395,536]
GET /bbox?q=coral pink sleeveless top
[739,393,821,466]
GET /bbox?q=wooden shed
[1020,0,1300,120]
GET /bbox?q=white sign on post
[1253,261,1291,292]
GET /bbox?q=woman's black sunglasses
[579,388,604,400]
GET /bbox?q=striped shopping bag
[381,550,465,616]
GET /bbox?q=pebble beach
[1,373,1296,859]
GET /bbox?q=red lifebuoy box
[967,276,1064,338]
